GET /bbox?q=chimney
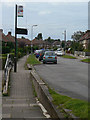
[8,31,11,35]
[0,29,3,33]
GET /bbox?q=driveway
[34,57,88,101]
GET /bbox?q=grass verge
[81,58,90,63]
[25,54,41,69]
[49,88,89,119]
[62,55,77,59]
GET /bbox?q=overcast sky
[0,0,89,40]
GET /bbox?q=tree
[45,37,54,43]
[61,41,65,48]
[70,41,84,52]
[71,31,84,41]
[37,33,43,40]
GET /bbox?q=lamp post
[62,30,66,51]
[31,25,38,54]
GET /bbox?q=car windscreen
[45,52,55,56]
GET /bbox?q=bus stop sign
[16,28,28,35]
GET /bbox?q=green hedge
[1,51,27,70]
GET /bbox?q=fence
[3,54,13,95]
[74,51,90,57]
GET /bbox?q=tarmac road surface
[34,57,88,101]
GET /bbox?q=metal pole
[31,26,33,54]
[64,30,66,50]
[14,4,17,72]
[31,25,38,54]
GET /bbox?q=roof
[1,30,31,46]
[52,41,61,45]
[5,34,15,43]
[79,30,90,41]
[17,38,31,45]
[32,39,44,45]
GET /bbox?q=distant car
[57,51,65,56]
[43,51,57,64]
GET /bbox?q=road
[34,57,88,101]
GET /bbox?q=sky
[0,0,89,40]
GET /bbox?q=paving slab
[2,55,45,119]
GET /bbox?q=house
[79,30,90,49]
[0,29,14,43]
[32,38,44,48]
[17,38,31,47]
[0,29,31,47]
[52,41,61,47]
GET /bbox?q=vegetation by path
[81,58,90,63]
[61,55,77,59]
[25,54,41,69]
[49,88,88,119]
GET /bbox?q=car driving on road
[43,51,57,64]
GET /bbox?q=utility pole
[14,4,17,72]
[64,30,66,50]
[62,30,66,51]
[31,25,38,54]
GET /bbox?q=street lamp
[62,30,66,51]
[31,25,38,54]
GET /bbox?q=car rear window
[45,52,55,56]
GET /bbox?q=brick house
[0,29,31,47]
[32,38,44,48]
[17,38,31,47]
[52,41,61,47]
[79,30,90,49]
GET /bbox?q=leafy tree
[37,33,43,40]
[61,41,65,48]
[45,37,55,43]
[71,31,84,41]
[70,41,84,53]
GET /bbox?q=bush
[9,53,15,62]
[83,49,90,52]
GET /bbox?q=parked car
[39,50,45,61]
[34,50,42,58]
[43,51,57,64]
[55,51,57,55]
[57,51,65,56]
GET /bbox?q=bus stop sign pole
[14,4,17,72]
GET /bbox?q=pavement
[2,55,46,119]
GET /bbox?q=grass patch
[25,54,41,68]
[49,88,88,119]
[62,55,77,59]
[81,58,90,63]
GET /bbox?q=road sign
[18,5,23,17]
[16,28,28,35]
